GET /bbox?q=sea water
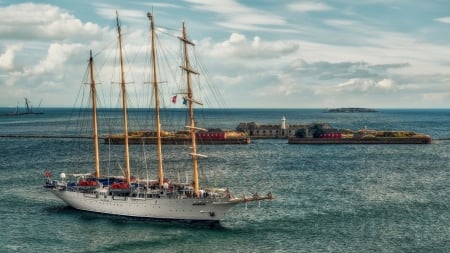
[0,108,449,252]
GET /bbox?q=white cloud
[434,17,450,24]
[255,73,300,97]
[315,77,397,95]
[0,3,114,106]
[25,43,82,76]
[1,1,450,108]
[0,3,108,41]
[184,0,287,31]
[335,78,371,93]
[0,44,23,70]
[323,19,355,27]
[94,3,146,24]
[288,2,332,12]
[204,33,299,59]
[376,78,395,90]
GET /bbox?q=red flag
[171,95,177,104]
[45,170,52,178]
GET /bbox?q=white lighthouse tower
[281,116,286,137]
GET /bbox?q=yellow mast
[147,12,164,186]
[89,50,100,178]
[180,22,200,197]
[116,12,131,184]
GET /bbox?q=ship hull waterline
[47,188,238,222]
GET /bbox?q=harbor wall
[288,136,432,144]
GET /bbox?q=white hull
[48,188,237,222]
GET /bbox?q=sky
[1,0,450,108]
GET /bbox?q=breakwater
[288,136,432,144]
[0,134,91,139]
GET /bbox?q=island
[325,107,377,113]
[236,117,431,144]
[288,126,431,144]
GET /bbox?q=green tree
[310,124,324,138]
[295,128,306,138]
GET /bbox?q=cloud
[434,17,450,24]
[288,59,410,80]
[25,43,83,76]
[0,3,108,42]
[0,41,85,106]
[0,3,116,107]
[184,0,288,31]
[323,19,355,27]
[93,3,148,24]
[0,44,23,70]
[288,2,332,12]
[254,72,301,97]
[422,92,450,104]
[194,33,300,101]
[1,1,450,108]
[243,58,417,108]
[376,78,395,90]
[203,33,299,59]
[333,78,397,93]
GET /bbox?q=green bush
[295,129,306,138]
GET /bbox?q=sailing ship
[44,12,272,222]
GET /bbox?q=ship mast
[89,50,100,178]
[180,22,201,197]
[147,13,164,186]
[116,12,131,184]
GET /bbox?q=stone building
[236,116,336,139]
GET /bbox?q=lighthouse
[281,116,286,137]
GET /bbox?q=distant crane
[5,98,44,116]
